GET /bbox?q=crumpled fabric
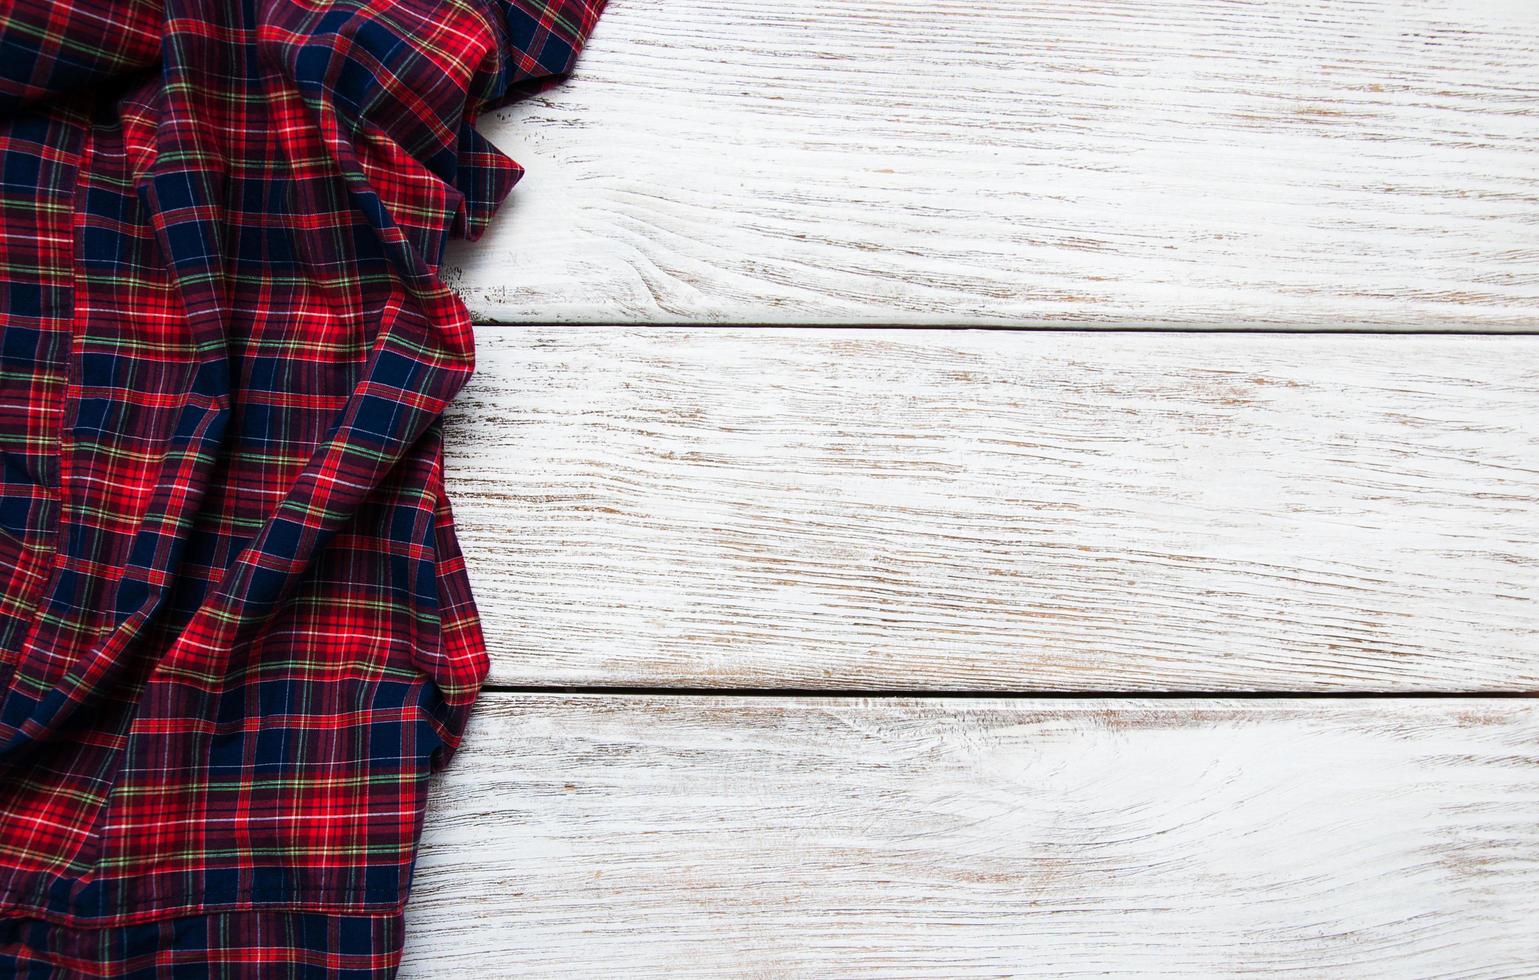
[0,0,603,974]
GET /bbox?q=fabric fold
[0,0,605,974]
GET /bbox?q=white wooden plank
[403,694,1539,977]
[444,328,1539,692]
[445,0,1539,329]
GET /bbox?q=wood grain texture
[402,694,1539,977]
[445,328,1539,692]
[444,0,1539,328]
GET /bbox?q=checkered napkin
[0,0,603,974]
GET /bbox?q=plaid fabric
[2,910,402,978]
[0,0,604,974]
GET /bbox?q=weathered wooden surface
[444,0,1539,328]
[420,2,1539,971]
[444,328,1539,692]
[402,695,1539,977]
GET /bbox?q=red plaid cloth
[0,0,603,974]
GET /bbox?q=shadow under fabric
[0,0,604,974]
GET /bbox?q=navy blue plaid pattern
[0,0,605,974]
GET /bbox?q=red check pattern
[0,0,604,974]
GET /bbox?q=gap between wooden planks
[444,327,1539,693]
[443,0,1539,329]
[403,695,1539,978]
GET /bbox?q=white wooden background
[404,0,1539,975]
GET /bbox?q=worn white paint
[418,2,1539,970]
[402,695,1539,977]
[444,328,1539,692]
[445,0,1539,328]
